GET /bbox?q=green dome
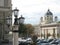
[45,9,53,15]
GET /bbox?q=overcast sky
[12,0,60,25]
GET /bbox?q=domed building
[40,9,60,39]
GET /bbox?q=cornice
[40,23,60,27]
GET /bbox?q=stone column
[45,29,48,39]
[41,28,42,39]
[53,28,55,39]
[13,32,18,45]
[13,25,19,45]
[44,29,45,39]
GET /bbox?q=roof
[45,9,53,15]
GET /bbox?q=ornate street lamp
[6,16,12,27]
[13,8,19,25]
[13,8,19,17]
[19,15,25,24]
[6,8,19,25]
[6,8,25,45]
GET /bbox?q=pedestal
[13,25,19,45]
[13,32,18,45]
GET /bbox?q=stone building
[0,0,12,40]
[40,9,60,39]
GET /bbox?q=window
[4,0,8,7]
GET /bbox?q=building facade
[0,0,12,40]
[40,9,60,39]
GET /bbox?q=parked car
[49,39,59,45]
[18,38,27,45]
[18,38,33,45]
[55,39,60,45]
[37,39,49,45]
[47,39,54,43]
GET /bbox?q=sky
[12,0,60,25]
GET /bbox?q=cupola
[45,9,53,15]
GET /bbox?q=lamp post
[6,8,25,45]
[6,16,12,27]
